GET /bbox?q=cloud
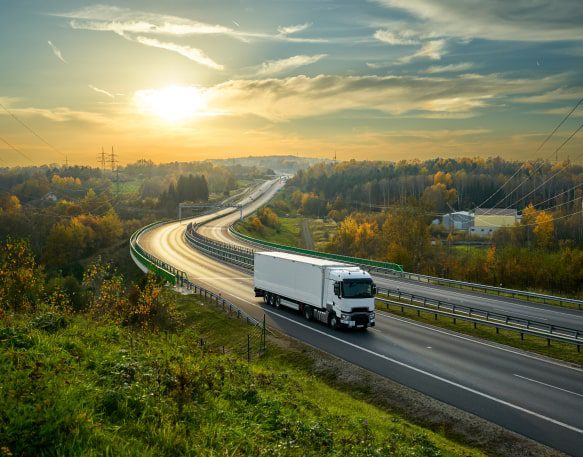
[56,5,324,43]
[47,40,67,63]
[256,54,327,76]
[514,87,583,103]
[277,23,311,35]
[132,36,224,69]
[399,39,446,63]
[0,106,106,124]
[374,0,583,42]
[88,84,115,99]
[374,30,417,45]
[423,62,474,73]
[201,73,564,121]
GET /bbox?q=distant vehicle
[254,251,376,329]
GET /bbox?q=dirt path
[301,219,314,249]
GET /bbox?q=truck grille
[353,315,369,326]
[351,307,369,313]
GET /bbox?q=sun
[134,85,208,123]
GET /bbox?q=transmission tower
[98,147,107,171]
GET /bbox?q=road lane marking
[260,309,583,435]
[378,312,583,373]
[190,286,583,434]
[513,374,583,399]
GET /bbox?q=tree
[0,238,44,313]
[534,211,554,250]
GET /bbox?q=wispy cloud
[88,84,115,99]
[400,39,446,63]
[0,106,105,124]
[256,54,327,76]
[374,0,583,42]
[277,23,311,35]
[514,87,583,104]
[423,62,474,73]
[132,36,224,69]
[47,40,67,63]
[374,30,417,45]
[56,5,324,43]
[202,73,564,121]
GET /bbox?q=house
[442,211,474,231]
[470,208,517,237]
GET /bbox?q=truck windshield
[342,279,374,298]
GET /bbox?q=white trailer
[254,251,376,329]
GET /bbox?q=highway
[198,206,583,332]
[139,180,583,456]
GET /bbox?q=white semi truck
[253,251,376,329]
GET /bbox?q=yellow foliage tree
[533,211,554,250]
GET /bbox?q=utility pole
[109,146,118,172]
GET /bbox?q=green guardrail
[231,226,404,272]
[130,222,181,285]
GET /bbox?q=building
[442,211,474,231]
[470,208,518,237]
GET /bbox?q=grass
[376,298,583,366]
[308,218,338,250]
[0,293,485,457]
[237,217,304,247]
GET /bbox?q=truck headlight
[369,312,375,321]
[341,313,350,320]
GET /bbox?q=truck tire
[329,314,338,329]
[304,305,312,321]
[266,293,273,306]
[274,295,281,308]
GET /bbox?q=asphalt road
[198,205,583,332]
[139,181,583,456]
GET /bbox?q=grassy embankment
[236,215,337,251]
[1,292,483,457]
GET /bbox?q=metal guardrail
[228,225,405,272]
[378,287,582,347]
[185,222,254,270]
[228,226,583,310]
[376,297,582,349]
[182,225,582,349]
[129,221,262,329]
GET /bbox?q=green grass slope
[0,294,483,457]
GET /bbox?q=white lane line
[258,308,583,435]
[513,374,583,399]
[378,312,583,373]
[208,290,583,434]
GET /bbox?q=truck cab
[328,269,376,329]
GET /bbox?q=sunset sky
[1,0,582,166]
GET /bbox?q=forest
[261,157,583,295]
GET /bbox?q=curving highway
[138,180,583,456]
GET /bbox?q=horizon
[1,1,582,166]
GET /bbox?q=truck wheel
[274,296,281,308]
[329,314,338,329]
[304,305,312,321]
[266,293,273,306]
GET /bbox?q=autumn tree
[534,211,554,250]
[0,238,44,313]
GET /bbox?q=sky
[0,0,582,166]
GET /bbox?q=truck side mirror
[333,282,341,297]
[372,284,377,296]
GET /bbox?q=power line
[0,100,66,161]
[500,123,583,211]
[476,97,583,210]
[0,135,35,163]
